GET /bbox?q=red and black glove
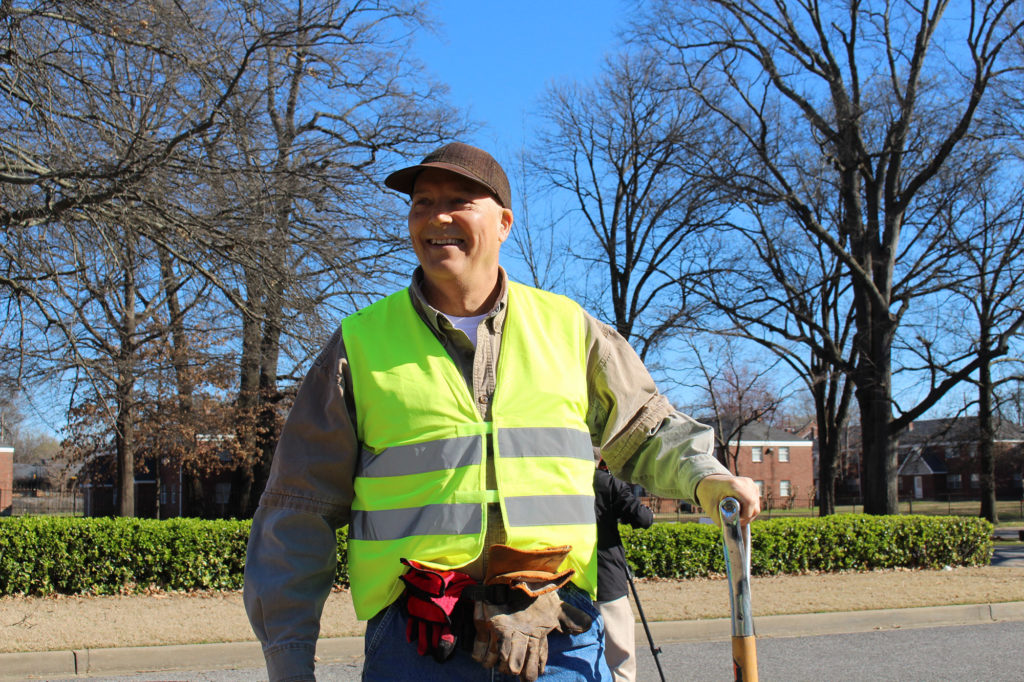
[399,558,476,662]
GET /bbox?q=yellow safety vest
[342,282,597,620]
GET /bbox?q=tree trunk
[116,379,135,518]
[232,297,262,518]
[160,248,193,518]
[855,320,898,515]
[185,473,207,518]
[817,427,838,516]
[858,381,898,515]
[251,312,281,516]
[812,371,835,516]
[852,247,899,515]
[116,240,138,518]
[153,455,161,520]
[812,353,855,517]
[978,344,998,524]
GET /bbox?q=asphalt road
[47,620,1024,681]
[631,620,1024,682]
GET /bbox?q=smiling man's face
[408,167,512,310]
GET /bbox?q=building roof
[712,418,813,445]
[900,417,1024,446]
[13,461,49,479]
[897,450,948,476]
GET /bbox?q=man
[594,461,654,682]
[243,142,760,681]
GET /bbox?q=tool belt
[399,544,593,681]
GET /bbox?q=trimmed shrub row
[0,516,252,595]
[623,514,994,578]
[0,514,991,596]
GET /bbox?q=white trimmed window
[777,446,790,462]
[780,480,792,497]
[215,482,231,504]
[751,446,763,463]
[947,474,962,490]
[970,473,980,488]
[755,480,765,497]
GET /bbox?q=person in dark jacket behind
[594,460,655,681]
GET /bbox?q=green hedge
[623,514,993,578]
[0,514,991,596]
[0,517,252,595]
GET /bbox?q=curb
[3,602,1024,680]
[0,639,365,681]
[645,600,1024,643]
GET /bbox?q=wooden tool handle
[732,635,758,682]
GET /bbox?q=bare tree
[2,1,468,517]
[932,178,1024,522]
[687,336,791,476]
[633,0,1024,514]
[196,0,466,517]
[1,2,267,516]
[0,1,262,235]
[530,52,728,358]
[697,198,859,515]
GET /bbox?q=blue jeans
[361,584,611,681]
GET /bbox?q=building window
[777,446,790,462]
[780,480,792,497]
[970,473,980,488]
[751,447,763,463]
[160,488,167,504]
[947,474,962,490]
[215,482,231,504]
[754,480,765,497]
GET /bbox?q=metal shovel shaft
[720,496,758,682]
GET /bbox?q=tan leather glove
[471,545,593,681]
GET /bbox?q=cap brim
[385,162,504,206]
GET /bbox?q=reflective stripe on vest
[342,282,597,619]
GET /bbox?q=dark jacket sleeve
[607,473,654,529]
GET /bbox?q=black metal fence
[651,493,1024,523]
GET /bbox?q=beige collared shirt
[244,267,728,678]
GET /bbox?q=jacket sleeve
[243,326,359,681]
[608,475,654,529]
[583,312,730,504]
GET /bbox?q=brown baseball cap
[385,142,512,208]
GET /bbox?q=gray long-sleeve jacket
[243,269,729,680]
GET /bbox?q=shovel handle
[721,497,758,682]
[731,635,759,682]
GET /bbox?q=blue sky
[410,0,630,163]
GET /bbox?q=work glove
[471,544,593,681]
[398,557,476,662]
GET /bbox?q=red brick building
[0,444,12,516]
[897,417,1024,500]
[80,434,239,518]
[720,421,815,509]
